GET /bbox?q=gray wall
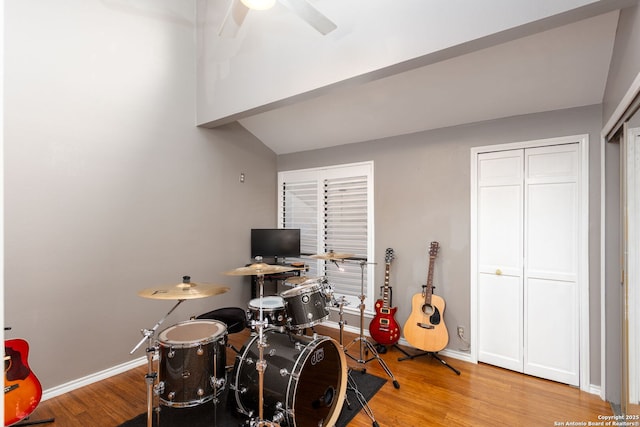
[4,1,276,390]
[278,104,604,384]
[603,5,640,125]
[601,4,640,405]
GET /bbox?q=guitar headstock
[429,241,440,257]
[385,248,395,263]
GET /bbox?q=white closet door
[477,150,524,371]
[476,144,580,386]
[524,144,580,385]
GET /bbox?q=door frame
[470,134,590,392]
[626,126,640,404]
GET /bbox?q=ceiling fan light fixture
[241,0,276,10]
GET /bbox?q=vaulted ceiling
[198,1,627,154]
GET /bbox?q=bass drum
[232,331,347,427]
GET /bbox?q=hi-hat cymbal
[138,276,230,300]
[223,263,302,276]
[310,251,355,260]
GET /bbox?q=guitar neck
[424,256,435,304]
[381,262,391,308]
[424,241,439,304]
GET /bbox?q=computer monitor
[250,228,301,261]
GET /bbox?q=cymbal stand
[334,296,348,348]
[129,299,186,427]
[343,260,400,389]
[250,273,280,427]
[335,296,379,427]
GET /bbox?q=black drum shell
[280,283,330,329]
[232,331,346,427]
[157,319,227,408]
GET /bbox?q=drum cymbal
[223,263,302,276]
[138,276,230,300]
[284,276,316,285]
[310,251,355,261]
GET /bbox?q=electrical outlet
[457,326,464,339]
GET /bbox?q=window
[278,162,374,313]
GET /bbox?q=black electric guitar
[369,248,401,346]
[403,242,449,352]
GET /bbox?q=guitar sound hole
[422,304,434,316]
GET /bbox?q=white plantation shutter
[323,176,369,297]
[278,162,374,312]
[280,180,319,276]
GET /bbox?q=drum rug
[118,369,386,427]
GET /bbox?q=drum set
[130,254,376,427]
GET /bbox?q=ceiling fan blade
[218,0,250,37]
[280,0,337,35]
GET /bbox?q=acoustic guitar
[369,248,401,346]
[403,241,449,352]
[5,338,43,426]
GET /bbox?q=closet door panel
[478,272,523,371]
[524,277,579,385]
[524,144,580,386]
[477,150,524,370]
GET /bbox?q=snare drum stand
[343,260,400,389]
[336,297,380,427]
[130,299,185,427]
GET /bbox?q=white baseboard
[42,356,147,401]
[439,348,473,363]
[321,320,473,363]
[589,384,602,396]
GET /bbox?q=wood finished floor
[26,325,617,427]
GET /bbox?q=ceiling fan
[219,0,337,37]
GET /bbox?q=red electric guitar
[5,338,43,426]
[369,248,401,346]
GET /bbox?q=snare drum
[280,282,330,329]
[156,319,227,408]
[246,296,287,329]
